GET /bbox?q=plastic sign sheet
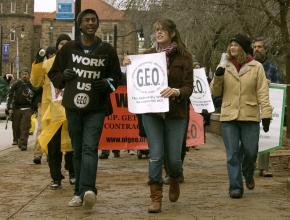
[258,84,286,154]
[126,52,169,114]
[190,68,215,113]
[98,86,205,150]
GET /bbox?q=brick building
[0,0,140,77]
[0,0,34,77]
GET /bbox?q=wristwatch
[173,88,180,96]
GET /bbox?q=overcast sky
[34,0,57,12]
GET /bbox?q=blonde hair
[226,44,247,64]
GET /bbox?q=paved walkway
[0,133,289,220]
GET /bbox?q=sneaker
[12,140,18,145]
[69,176,76,185]
[33,156,41,164]
[99,153,109,159]
[163,176,170,185]
[113,151,120,158]
[259,170,273,177]
[83,190,96,209]
[50,181,62,190]
[68,195,82,207]
[21,145,27,151]
[128,150,136,155]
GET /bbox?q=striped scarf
[156,42,178,67]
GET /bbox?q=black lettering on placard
[136,67,160,87]
[190,123,197,139]
[193,79,204,94]
[115,93,128,107]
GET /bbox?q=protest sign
[258,84,286,154]
[190,68,215,113]
[126,52,169,114]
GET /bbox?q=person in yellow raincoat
[30,34,74,189]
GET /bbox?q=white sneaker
[128,150,136,155]
[83,191,96,209]
[68,195,82,207]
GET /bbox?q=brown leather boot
[169,178,180,202]
[148,183,163,213]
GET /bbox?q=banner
[126,52,169,114]
[258,84,286,154]
[190,68,215,113]
[186,105,204,146]
[99,86,147,150]
[99,86,205,150]
[2,43,9,62]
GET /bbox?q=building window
[10,30,15,41]
[102,32,113,45]
[24,2,28,14]
[11,1,16,13]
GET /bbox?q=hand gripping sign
[126,52,169,114]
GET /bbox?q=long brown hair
[153,19,191,58]
[226,43,247,64]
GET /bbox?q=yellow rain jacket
[30,56,72,154]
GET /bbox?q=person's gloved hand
[63,69,77,82]
[201,109,211,126]
[92,79,111,92]
[262,118,271,132]
[34,49,46,64]
[215,67,225,76]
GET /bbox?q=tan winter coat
[210,60,272,122]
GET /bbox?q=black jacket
[7,79,37,110]
[48,37,122,115]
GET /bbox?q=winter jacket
[210,60,272,122]
[48,37,122,115]
[7,79,37,110]
[144,48,193,118]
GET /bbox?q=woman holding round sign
[124,19,193,213]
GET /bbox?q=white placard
[126,52,169,114]
[258,84,286,153]
[190,68,215,113]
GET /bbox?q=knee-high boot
[148,183,163,213]
[169,178,180,202]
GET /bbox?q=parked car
[0,101,7,119]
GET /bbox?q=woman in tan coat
[210,34,272,199]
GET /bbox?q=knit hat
[76,9,99,27]
[56,34,71,50]
[21,67,29,73]
[45,46,57,58]
[230,34,252,54]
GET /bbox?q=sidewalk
[0,133,289,220]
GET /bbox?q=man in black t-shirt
[48,9,122,209]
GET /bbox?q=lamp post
[113,24,144,50]
[74,0,81,40]
[13,27,24,79]
[0,25,3,75]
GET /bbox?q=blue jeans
[142,114,187,184]
[66,110,105,197]
[221,121,260,194]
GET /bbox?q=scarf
[156,42,178,68]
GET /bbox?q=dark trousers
[13,108,32,146]
[47,126,74,182]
